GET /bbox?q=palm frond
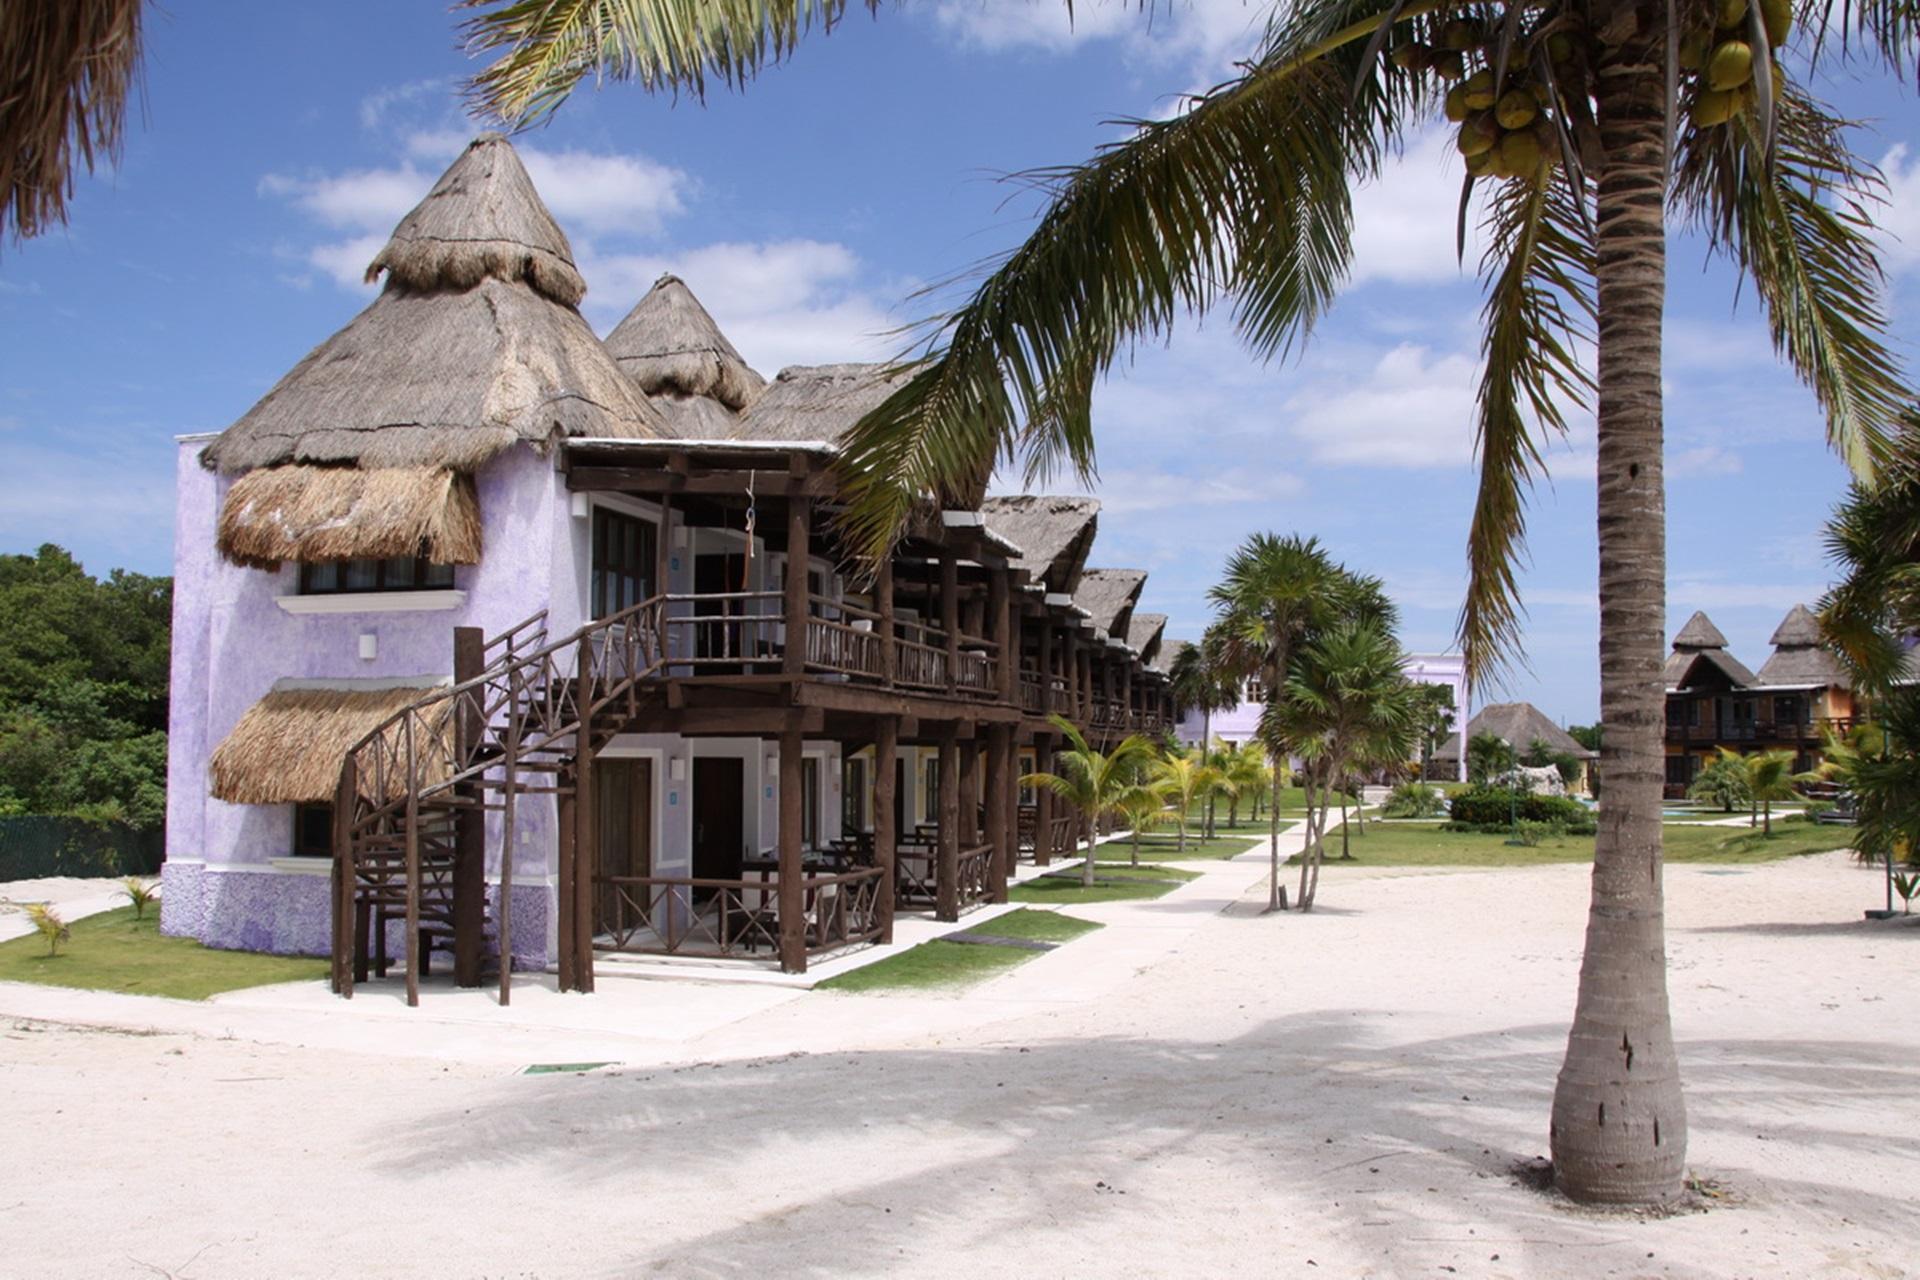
[1458,165,1596,690]
[1805,0,1920,81]
[1671,82,1908,481]
[461,0,867,123]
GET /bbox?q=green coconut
[1691,87,1737,127]
[1717,0,1749,27]
[1495,88,1538,130]
[1391,42,1432,71]
[1546,31,1574,63]
[1465,148,1495,178]
[1707,39,1754,90]
[1457,112,1500,157]
[1461,68,1498,109]
[1498,129,1545,176]
[1432,49,1467,80]
[1444,84,1471,122]
[1760,0,1792,46]
[1442,18,1480,50]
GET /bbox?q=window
[842,757,868,833]
[292,803,333,858]
[923,756,941,824]
[1017,752,1036,805]
[591,507,658,619]
[1775,695,1802,726]
[801,757,821,847]
[300,556,454,595]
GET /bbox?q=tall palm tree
[1022,714,1157,887]
[1168,624,1241,758]
[465,0,1914,1209]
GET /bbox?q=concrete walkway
[0,822,1326,1069]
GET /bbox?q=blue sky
[3,1,1915,724]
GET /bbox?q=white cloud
[1283,342,1479,467]
[306,233,387,290]
[1667,445,1743,478]
[929,0,1266,76]
[1868,143,1920,276]
[1348,129,1483,288]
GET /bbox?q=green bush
[1512,819,1566,847]
[1382,781,1447,819]
[1445,786,1596,834]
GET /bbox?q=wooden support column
[874,717,898,943]
[940,552,959,693]
[1064,628,1081,720]
[556,782,577,992]
[785,497,811,677]
[990,569,1012,704]
[959,730,980,847]
[333,758,357,997]
[877,555,896,687]
[936,726,960,921]
[778,724,807,973]
[1033,731,1054,867]
[571,640,596,993]
[656,493,672,597]
[1037,616,1054,715]
[985,726,1010,903]
[451,627,486,988]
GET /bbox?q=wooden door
[594,758,652,936]
[694,551,748,665]
[692,756,745,884]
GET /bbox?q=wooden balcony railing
[594,868,884,959]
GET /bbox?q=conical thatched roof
[203,134,666,475]
[1757,604,1846,687]
[979,495,1100,594]
[1075,568,1147,637]
[1672,611,1730,650]
[1768,603,1823,647]
[733,362,913,444]
[1432,702,1595,763]
[605,275,766,419]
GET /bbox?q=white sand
[2,846,1915,1278]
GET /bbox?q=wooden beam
[1033,730,1053,867]
[777,725,807,973]
[941,552,959,696]
[572,640,596,993]
[877,555,895,687]
[936,726,960,922]
[875,717,898,944]
[985,725,1010,904]
[451,629,485,988]
[989,566,1012,705]
[568,468,837,497]
[785,497,810,678]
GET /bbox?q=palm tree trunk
[1131,825,1140,867]
[1296,771,1318,909]
[1267,768,1284,911]
[1763,799,1771,836]
[1082,817,1097,888]
[1550,30,1688,1206]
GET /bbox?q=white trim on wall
[276,590,466,615]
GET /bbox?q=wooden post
[1064,628,1080,721]
[985,726,1010,903]
[571,642,596,992]
[333,757,357,998]
[875,717,898,943]
[403,782,420,1009]
[877,556,896,687]
[990,568,1012,704]
[451,627,485,987]
[1038,616,1054,716]
[941,552,959,693]
[555,783,576,992]
[785,497,811,677]
[1033,730,1053,867]
[959,730,980,847]
[778,724,807,973]
[936,726,960,921]
[496,702,518,1008]
[656,493,672,599]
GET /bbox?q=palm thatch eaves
[605,274,766,434]
[978,496,1100,596]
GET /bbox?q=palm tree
[1022,715,1157,887]
[1218,739,1270,830]
[464,0,1914,1210]
[1168,626,1240,759]
[1687,749,1752,813]
[1740,748,1812,836]
[1149,749,1217,858]
[1112,781,1171,867]
[1265,619,1417,906]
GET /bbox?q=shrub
[25,902,69,956]
[1382,781,1447,819]
[1513,819,1565,847]
[120,875,158,920]
[1444,786,1596,834]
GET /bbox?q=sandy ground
[2,846,1915,1279]
[0,876,140,943]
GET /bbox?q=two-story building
[161,134,1174,1003]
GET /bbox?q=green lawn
[0,906,328,1000]
[1287,819,1855,868]
[1010,864,1200,904]
[816,908,1100,993]
[1097,830,1272,861]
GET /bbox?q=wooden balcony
[1663,716,1853,747]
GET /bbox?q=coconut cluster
[1390,17,1574,182]
[1685,0,1791,127]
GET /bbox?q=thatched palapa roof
[605,275,766,433]
[1664,609,1759,688]
[1127,612,1168,668]
[1075,568,1147,638]
[1672,611,1730,650]
[203,134,666,476]
[210,682,449,805]
[217,465,481,569]
[1756,603,1847,687]
[1433,702,1596,764]
[733,362,914,444]
[979,496,1100,595]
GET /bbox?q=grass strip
[0,907,327,1000]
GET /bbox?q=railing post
[875,717,898,943]
[572,640,596,993]
[785,497,811,678]
[778,723,807,972]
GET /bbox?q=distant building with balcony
[1662,606,1855,797]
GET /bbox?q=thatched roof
[605,274,766,414]
[1757,604,1847,687]
[366,133,584,306]
[1672,611,1730,650]
[1665,646,1761,691]
[733,362,914,444]
[1433,701,1595,763]
[1075,568,1147,637]
[979,496,1100,594]
[1127,612,1168,667]
[2,0,142,241]
[210,683,448,805]
[203,135,667,475]
[216,465,481,569]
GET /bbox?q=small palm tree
[1217,739,1268,830]
[1022,715,1157,887]
[1688,750,1753,813]
[1149,749,1217,858]
[1741,748,1813,836]
[1112,783,1171,868]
